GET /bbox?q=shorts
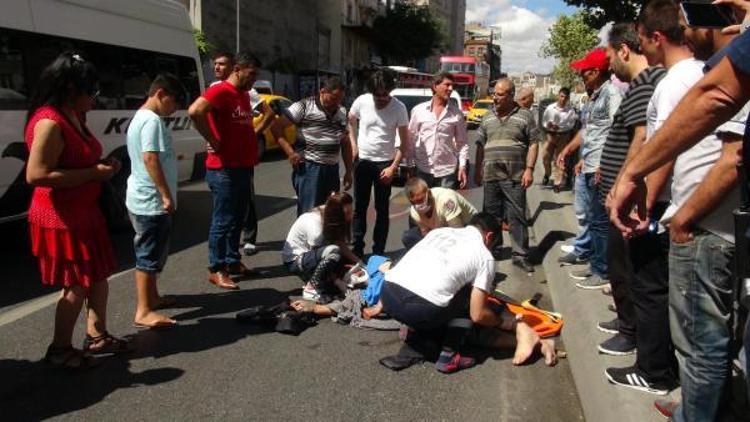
[129,212,172,273]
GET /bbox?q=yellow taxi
[466,98,493,128]
[253,94,296,159]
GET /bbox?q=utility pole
[235,0,240,53]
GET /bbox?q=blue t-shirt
[125,109,178,215]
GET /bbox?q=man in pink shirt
[407,73,469,189]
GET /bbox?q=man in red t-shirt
[188,51,260,290]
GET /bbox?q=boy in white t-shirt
[364,213,556,373]
[126,73,186,329]
[348,70,409,258]
[401,177,478,250]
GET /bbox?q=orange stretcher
[488,291,564,338]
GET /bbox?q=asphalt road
[0,132,584,421]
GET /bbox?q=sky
[465,0,585,75]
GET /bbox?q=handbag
[99,179,129,229]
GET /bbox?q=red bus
[439,56,490,113]
[386,66,432,89]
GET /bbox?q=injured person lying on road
[362,212,558,373]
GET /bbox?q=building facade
[182,0,383,100]
[464,22,502,80]
[401,0,466,72]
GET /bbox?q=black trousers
[609,223,635,339]
[352,159,393,255]
[630,228,676,382]
[381,281,472,354]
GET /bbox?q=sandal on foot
[44,345,99,370]
[83,331,134,355]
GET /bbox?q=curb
[527,179,671,422]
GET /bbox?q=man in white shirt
[609,3,748,418]
[348,70,409,258]
[209,51,274,256]
[406,72,469,189]
[367,213,556,373]
[400,177,478,250]
[541,87,578,190]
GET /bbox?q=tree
[192,29,214,58]
[540,12,600,89]
[371,4,443,65]
[562,0,643,29]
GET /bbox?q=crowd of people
[19,0,750,419]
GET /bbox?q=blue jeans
[572,173,592,259]
[206,168,250,272]
[129,212,171,272]
[292,161,340,216]
[668,231,735,422]
[582,173,608,277]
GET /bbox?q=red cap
[570,48,609,72]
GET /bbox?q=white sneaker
[560,244,574,254]
[243,243,257,256]
[302,286,320,301]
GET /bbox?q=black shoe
[379,354,424,371]
[558,252,588,266]
[605,366,672,395]
[598,333,636,356]
[543,175,550,185]
[553,185,561,193]
[597,318,620,334]
[512,258,535,273]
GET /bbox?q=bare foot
[134,311,176,328]
[291,300,315,313]
[540,338,558,366]
[362,303,383,320]
[512,321,541,365]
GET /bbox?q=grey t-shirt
[475,105,541,182]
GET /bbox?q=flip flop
[83,332,135,355]
[133,319,178,330]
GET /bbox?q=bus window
[0,33,26,110]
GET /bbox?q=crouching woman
[282,192,362,302]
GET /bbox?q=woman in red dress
[25,52,132,368]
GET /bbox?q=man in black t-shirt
[597,23,676,394]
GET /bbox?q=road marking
[0,267,134,328]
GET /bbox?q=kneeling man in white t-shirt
[366,212,556,373]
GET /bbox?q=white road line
[0,267,134,328]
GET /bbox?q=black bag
[99,179,128,229]
[236,302,317,336]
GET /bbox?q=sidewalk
[527,178,673,422]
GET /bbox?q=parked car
[253,94,296,159]
[466,98,493,129]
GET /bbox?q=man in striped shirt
[273,77,353,215]
[595,23,673,392]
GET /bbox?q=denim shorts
[129,212,172,273]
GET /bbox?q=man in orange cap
[557,47,622,291]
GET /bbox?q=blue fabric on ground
[363,255,389,306]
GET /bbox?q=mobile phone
[680,1,737,28]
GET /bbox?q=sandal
[44,344,99,370]
[83,331,134,355]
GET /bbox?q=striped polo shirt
[285,96,347,165]
[599,67,666,201]
[475,105,541,182]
